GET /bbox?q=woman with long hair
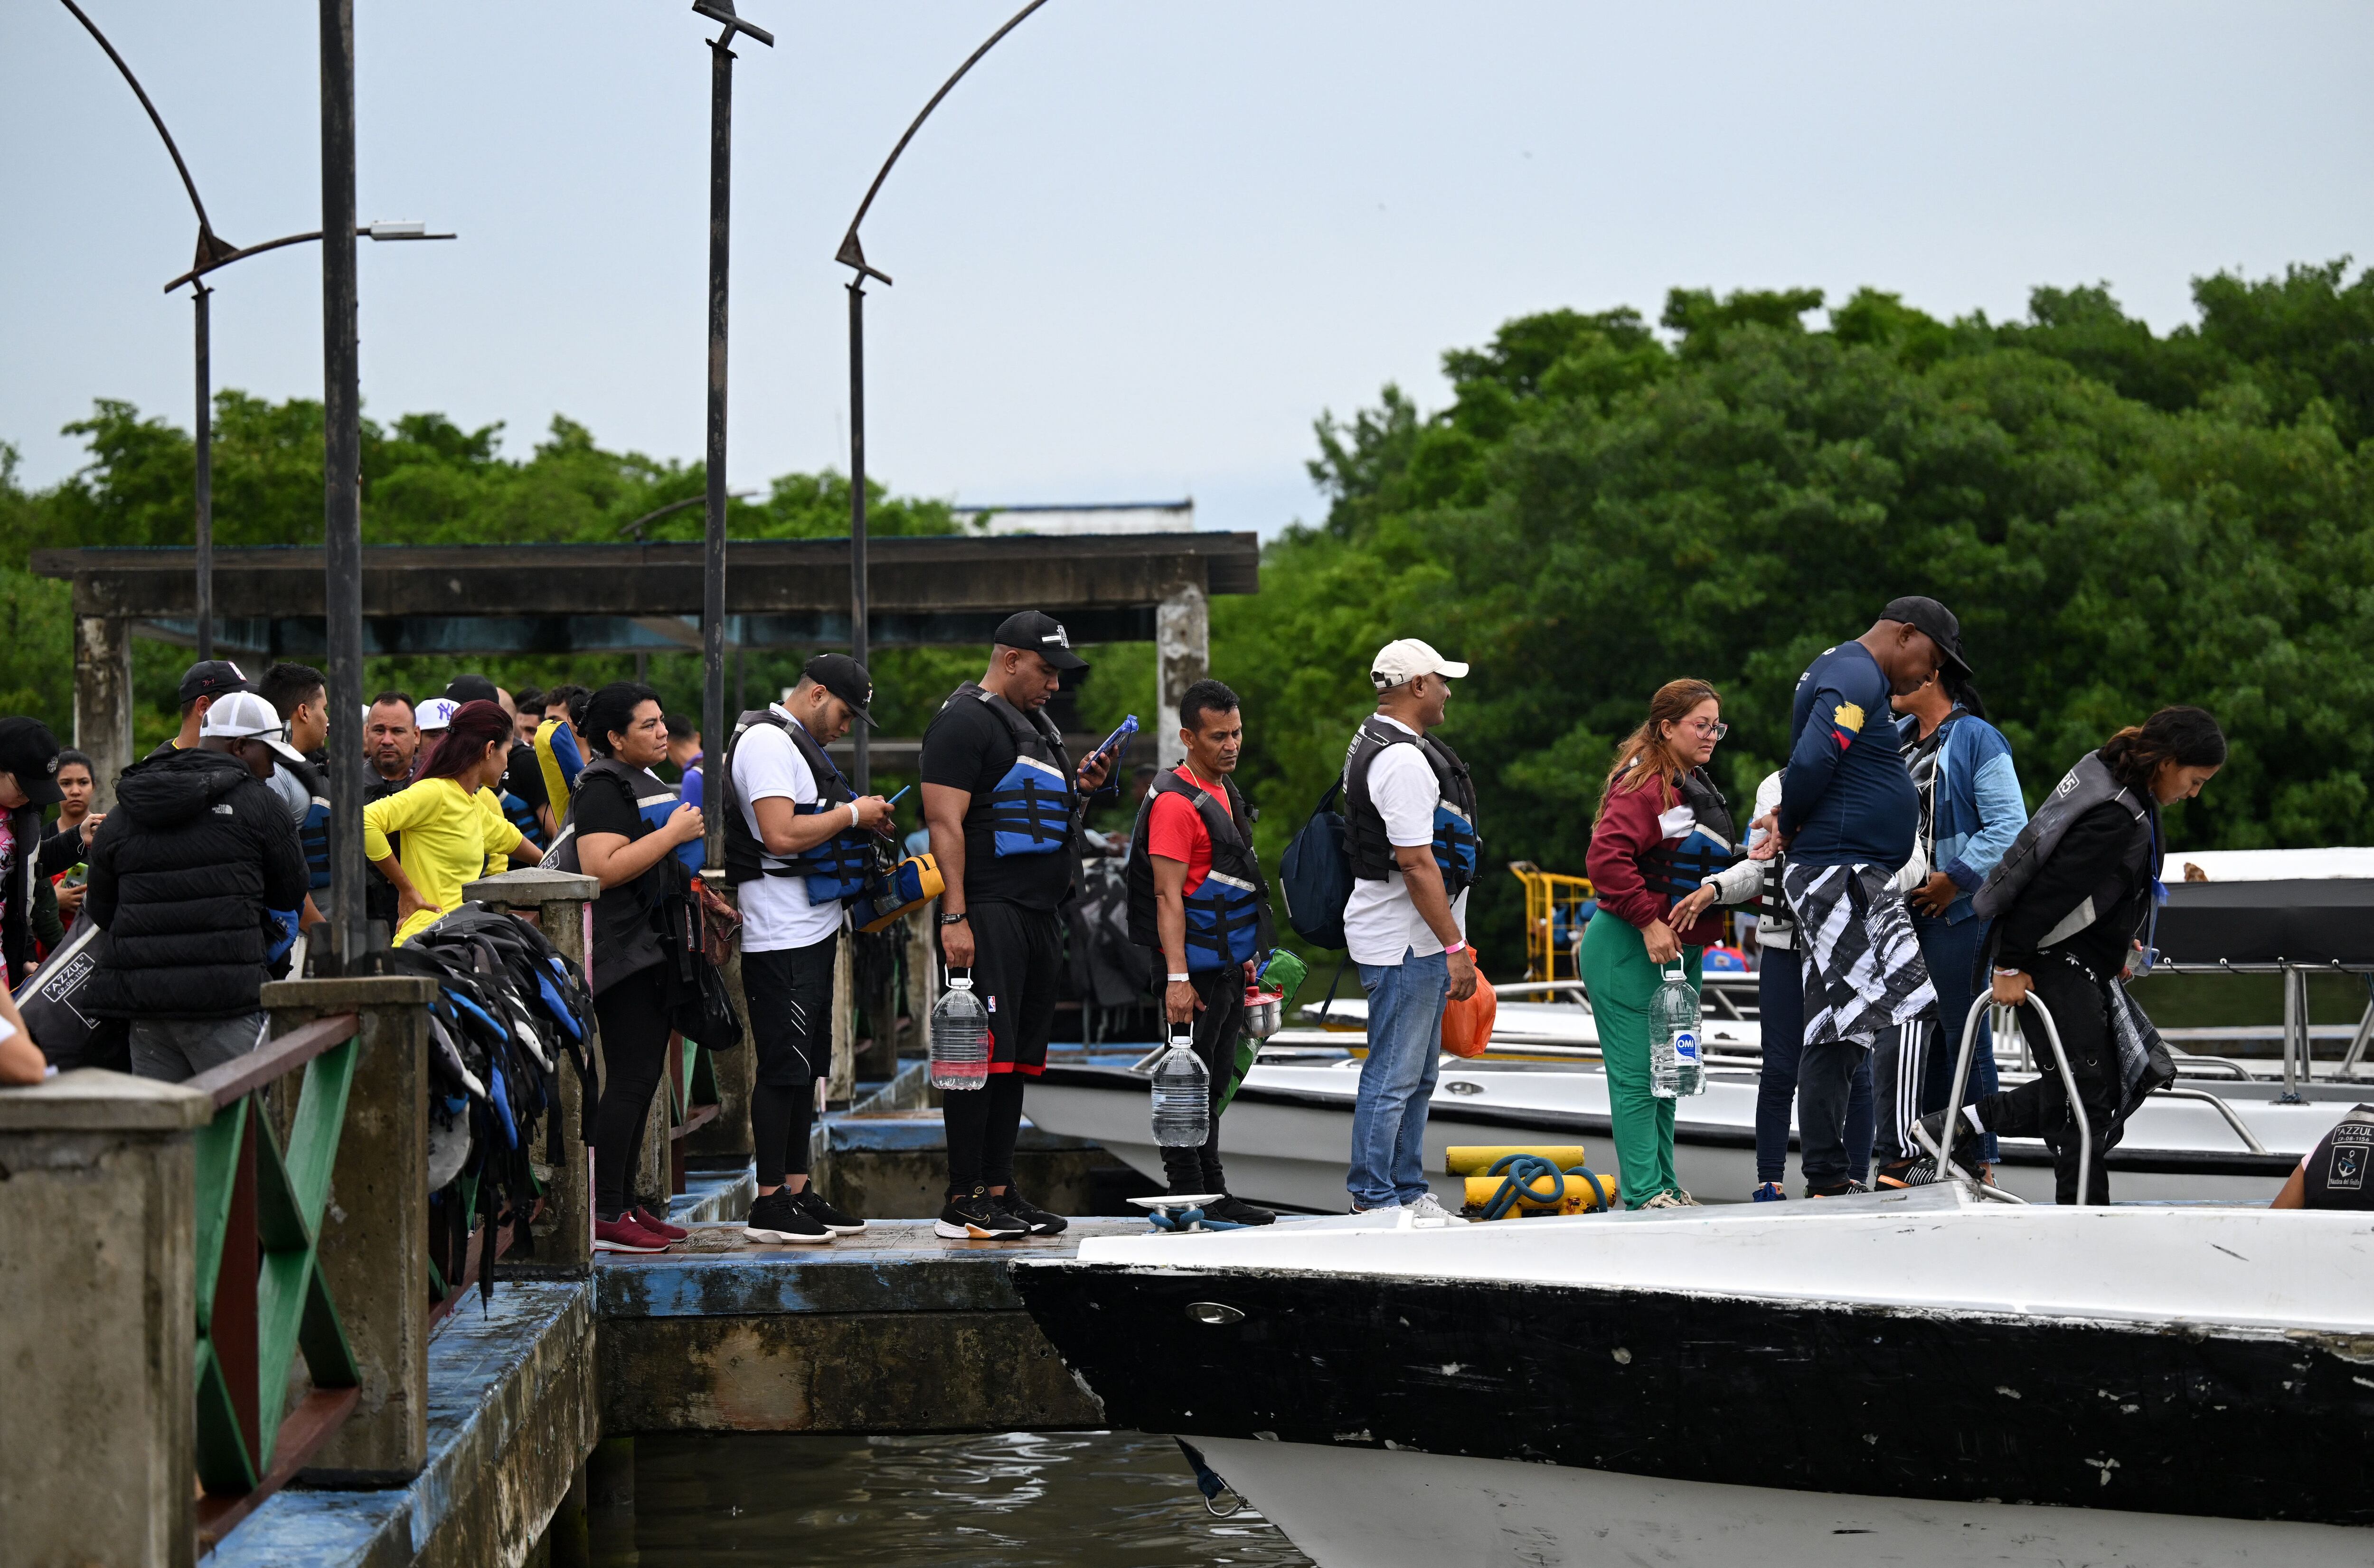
[1581,679,1737,1209]
[551,681,707,1254]
[362,699,536,944]
[1925,705,2225,1204]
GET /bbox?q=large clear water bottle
[1150,1023,1210,1147]
[1649,963,1705,1099]
[929,970,990,1091]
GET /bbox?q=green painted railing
[183,1012,364,1544]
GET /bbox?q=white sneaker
[1405,1192,1466,1223]
[1351,1200,1404,1217]
[1639,1191,1690,1210]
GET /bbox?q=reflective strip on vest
[1183,867,1264,971]
[986,752,1073,857]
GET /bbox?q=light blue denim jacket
[1899,708,2027,924]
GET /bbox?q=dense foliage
[7,259,2370,962]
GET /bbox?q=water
[1650,965,1705,1099]
[929,975,990,1091]
[1150,1033,1211,1147]
[606,1429,1313,1566]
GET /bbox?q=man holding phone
[920,612,1116,1239]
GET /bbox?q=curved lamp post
[834,0,1051,791]
[58,0,451,662]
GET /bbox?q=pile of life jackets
[383,903,597,1309]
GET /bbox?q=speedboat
[1011,1183,2374,1567]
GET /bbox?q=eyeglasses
[1683,720,1729,740]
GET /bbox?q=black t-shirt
[2300,1106,2374,1210]
[919,693,1075,912]
[569,766,650,843]
[504,742,548,815]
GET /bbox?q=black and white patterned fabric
[1783,861,1937,1047]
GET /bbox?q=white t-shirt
[1341,715,1470,967]
[732,711,845,953]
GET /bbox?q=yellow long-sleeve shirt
[363,777,524,944]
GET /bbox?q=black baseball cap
[1879,595,1972,678]
[177,659,250,706]
[0,718,64,806]
[444,674,500,705]
[802,653,876,728]
[992,610,1089,672]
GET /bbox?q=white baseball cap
[198,690,309,765]
[415,697,459,732]
[1369,637,1470,692]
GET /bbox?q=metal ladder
[1929,992,2092,1205]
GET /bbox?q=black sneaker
[935,1185,1029,1240]
[1806,1179,1872,1198]
[1916,1108,1984,1179]
[1875,1159,1942,1189]
[791,1188,866,1236]
[1206,1194,1276,1226]
[994,1187,1068,1236]
[744,1189,831,1245]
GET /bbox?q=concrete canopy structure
[37,530,1258,793]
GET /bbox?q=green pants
[1579,914,1703,1208]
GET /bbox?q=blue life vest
[499,790,542,852]
[718,707,876,903]
[1636,767,1739,899]
[282,758,334,892]
[1123,771,1275,972]
[955,683,1076,859]
[1343,717,1482,895]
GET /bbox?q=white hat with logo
[1368,638,1470,693]
[198,690,310,765]
[415,697,460,733]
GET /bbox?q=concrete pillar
[464,868,601,1277]
[637,1049,672,1212]
[74,611,135,805]
[1154,581,1210,770]
[0,1069,214,1568]
[681,880,753,1169]
[904,904,939,1058]
[261,974,437,1483]
[829,929,856,1104]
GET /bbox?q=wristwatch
[938,911,969,926]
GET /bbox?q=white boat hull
[1194,1434,2371,1568]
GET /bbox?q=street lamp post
[692,0,773,873]
[834,0,1051,794]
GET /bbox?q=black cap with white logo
[801,653,877,728]
[992,610,1089,672]
[0,717,65,806]
[1879,595,1973,678]
[177,659,250,706]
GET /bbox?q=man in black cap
[0,718,66,983]
[720,653,895,1244]
[153,659,251,758]
[919,613,1115,1239]
[448,674,549,856]
[1773,599,1953,1196]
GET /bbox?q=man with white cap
[1339,638,1482,1217]
[84,689,310,1082]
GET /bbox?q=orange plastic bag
[1439,948,1498,1058]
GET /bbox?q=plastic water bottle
[929,970,990,1091]
[1150,1023,1210,1148]
[1650,964,1705,1099]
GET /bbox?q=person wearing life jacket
[1123,678,1278,1225]
[1339,638,1480,1220]
[720,654,893,1247]
[531,685,592,838]
[2271,1105,2374,1211]
[1922,706,2223,1204]
[257,663,335,932]
[1587,679,1736,1209]
[920,612,1117,1241]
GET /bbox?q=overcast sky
[5,1,2370,537]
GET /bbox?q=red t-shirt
[1145,766,1232,895]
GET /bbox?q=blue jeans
[1755,948,1873,1186]
[1915,911,2000,1164]
[1348,948,1450,1208]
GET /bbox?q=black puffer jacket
[85,748,309,1019]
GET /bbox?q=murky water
[607,1429,1314,1566]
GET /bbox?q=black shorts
[955,902,1063,1077]
[742,938,838,1090]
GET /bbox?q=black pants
[592,965,673,1219]
[744,938,838,1187]
[1797,1033,1875,1190]
[942,902,1062,1195]
[1975,956,2119,1205]
[1161,966,1245,1193]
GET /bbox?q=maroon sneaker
[632,1205,690,1242]
[594,1214,672,1253]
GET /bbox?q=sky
[5,1,2371,539]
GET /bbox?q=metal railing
[1932,995,2088,1204]
[182,1011,362,1548]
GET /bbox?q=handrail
[1930,994,2094,1203]
[185,1012,359,1109]
[2151,1086,2270,1155]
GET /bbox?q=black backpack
[1280,779,1356,950]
